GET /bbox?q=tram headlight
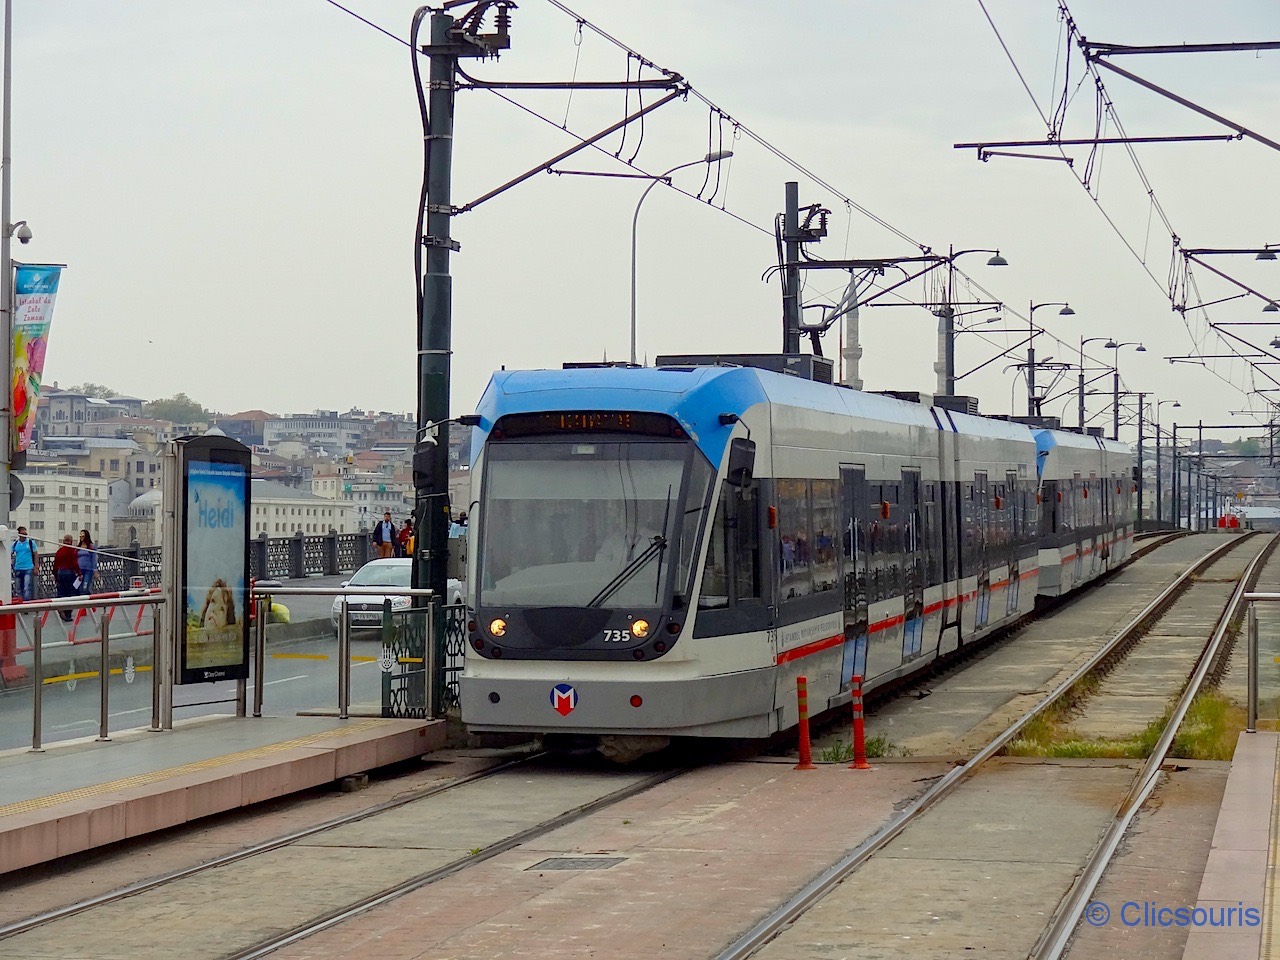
[489,617,507,637]
[631,618,650,639]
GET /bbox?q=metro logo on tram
[551,683,578,716]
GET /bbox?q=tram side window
[811,480,839,593]
[960,483,975,578]
[923,482,941,585]
[778,478,812,600]
[883,482,903,596]
[868,484,885,602]
[698,480,761,610]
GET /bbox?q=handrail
[250,585,437,598]
[20,590,168,753]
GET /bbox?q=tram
[457,359,1135,753]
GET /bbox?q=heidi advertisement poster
[182,459,249,682]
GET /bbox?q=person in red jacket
[53,534,78,622]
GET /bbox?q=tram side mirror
[725,438,756,488]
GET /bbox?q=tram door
[901,470,925,660]
[1006,471,1020,616]
[974,472,991,627]
[840,466,870,689]
[1072,474,1085,582]
[1101,475,1113,567]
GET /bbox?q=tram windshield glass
[477,440,714,609]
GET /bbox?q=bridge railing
[31,530,376,598]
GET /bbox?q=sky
[14,1,1280,440]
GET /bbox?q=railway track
[0,750,692,960]
[718,531,1274,960]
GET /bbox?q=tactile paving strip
[1264,736,1280,959]
[0,717,392,817]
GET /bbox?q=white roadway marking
[264,675,306,685]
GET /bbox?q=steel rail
[1032,531,1280,959]
[227,766,689,960]
[0,750,547,940]
[715,532,1257,960]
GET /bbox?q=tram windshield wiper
[586,535,668,608]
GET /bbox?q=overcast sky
[15,1,1280,438]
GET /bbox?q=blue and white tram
[458,363,1133,747]
[1035,430,1135,597]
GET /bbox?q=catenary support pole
[782,182,801,354]
[414,10,458,621]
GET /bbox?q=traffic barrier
[849,674,872,771]
[794,675,816,770]
[0,602,22,682]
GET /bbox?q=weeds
[817,734,902,762]
[1004,690,1243,761]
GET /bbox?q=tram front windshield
[478,439,712,609]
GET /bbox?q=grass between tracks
[1004,689,1245,761]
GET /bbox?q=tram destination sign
[495,410,684,439]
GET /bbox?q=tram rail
[717,531,1271,960]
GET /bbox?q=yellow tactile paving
[1264,736,1280,959]
[0,717,391,818]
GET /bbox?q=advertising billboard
[178,437,251,684]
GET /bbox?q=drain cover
[527,857,627,871]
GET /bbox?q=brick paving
[269,759,947,960]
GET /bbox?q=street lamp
[1107,340,1146,440]
[630,149,733,365]
[1079,335,1115,431]
[1027,301,1075,416]
[935,247,1008,396]
[1155,399,1180,525]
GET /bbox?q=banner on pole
[13,264,62,454]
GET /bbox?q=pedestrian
[11,525,36,601]
[372,511,396,559]
[397,519,413,558]
[53,534,78,621]
[77,529,98,595]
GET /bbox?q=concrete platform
[1183,731,1277,960]
[0,714,444,876]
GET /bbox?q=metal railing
[13,588,166,752]
[248,584,444,722]
[1243,592,1280,732]
[24,530,384,599]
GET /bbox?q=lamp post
[936,247,1007,396]
[1105,340,1146,440]
[1080,336,1114,431]
[1155,399,1180,525]
[1027,301,1075,417]
[630,149,732,365]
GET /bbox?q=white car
[330,558,464,633]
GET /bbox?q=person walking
[53,534,78,621]
[11,526,37,601]
[397,519,413,558]
[77,530,98,595]
[372,511,396,559]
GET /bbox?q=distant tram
[457,359,1134,756]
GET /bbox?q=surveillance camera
[13,222,31,245]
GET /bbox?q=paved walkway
[0,713,443,874]
[1182,731,1278,960]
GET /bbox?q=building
[251,478,357,536]
[214,409,276,448]
[263,412,366,456]
[35,390,145,440]
[12,469,109,547]
[311,465,413,530]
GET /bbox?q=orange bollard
[849,674,872,770]
[794,675,816,770]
